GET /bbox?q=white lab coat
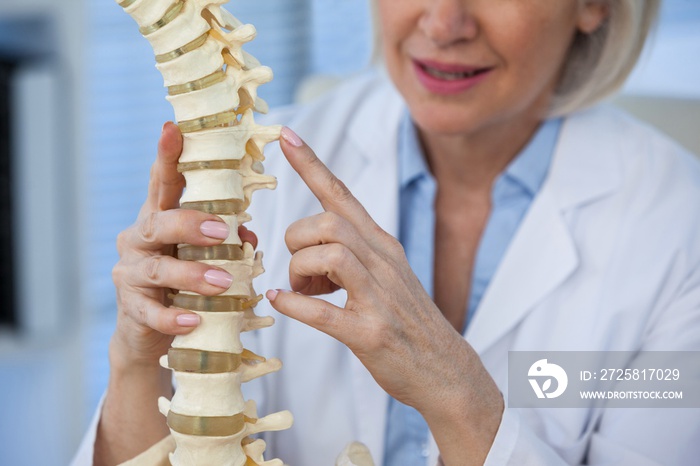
[73,69,700,466]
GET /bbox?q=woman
[78,0,700,465]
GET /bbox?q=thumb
[147,121,185,212]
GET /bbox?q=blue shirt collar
[398,111,561,197]
[502,118,561,197]
[399,111,430,188]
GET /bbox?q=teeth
[423,65,478,80]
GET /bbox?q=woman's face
[377,0,607,136]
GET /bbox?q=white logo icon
[528,359,568,399]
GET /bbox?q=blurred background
[0,0,697,464]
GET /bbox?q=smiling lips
[413,59,492,95]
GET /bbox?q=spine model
[117,0,293,465]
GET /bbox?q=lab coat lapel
[465,189,578,353]
[465,108,622,354]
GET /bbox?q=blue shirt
[383,113,561,466]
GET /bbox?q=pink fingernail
[176,313,200,327]
[281,127,304,147]
[266,289,290,302]
[204,269,233,288]
[200,220,230,240]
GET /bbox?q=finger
[288,243,374,296]
[137,297,202,336]
[118,255,234,295]
[279,127,375,229]
[238,225,258,249]
[123,210,230,253]
[285,212,375,263]
[266,289,359,344]
[145,122,185,212]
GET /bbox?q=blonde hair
[552,0,661,115]
[369,0,661,116]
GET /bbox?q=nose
[418,0,478,47]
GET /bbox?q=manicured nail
[204,269,233,288]
[280,126,304,147]
[266,289,289,302]
[176,313,200,327]
[200,220,230,240]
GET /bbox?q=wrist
[419,340,504,465]
[109,323,173,372]
[99,336,173,466]
[424,392,503,466]
[105,332,173,415]
[108,344,172,395]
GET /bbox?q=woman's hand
[268,127,504,465]
[96,122,258,465]
[109,122,257,366]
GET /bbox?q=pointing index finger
[279,127,372,226]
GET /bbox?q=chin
[409,103,489,137]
